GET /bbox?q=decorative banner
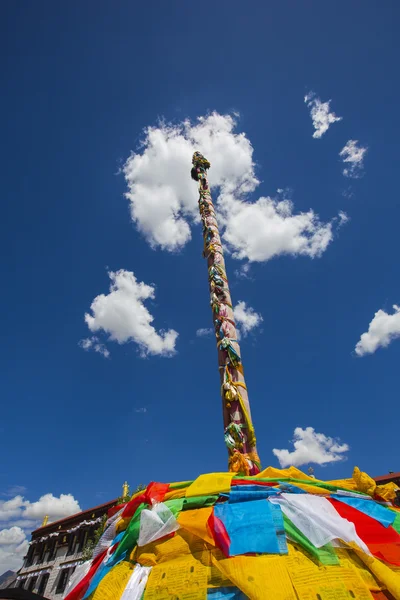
[59,561,82,570]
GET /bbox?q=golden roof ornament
[122,481,129,498]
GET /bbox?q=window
[25,545,34,567]
[27,576,37,592]
[67,534,76,556]
[38,573,49,596]
[36,542,46,564]
[18,579,25,588]
[47,539,56,561]
[56,568,70,594]
[77,529,88,553]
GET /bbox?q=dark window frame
[25,545,35,567]
[27,576,37,592]
[56,568,70,595]
[77,528,88,553]
[38,572,49,596]
[47,538,57,561]
[66,533,76,556]
[36,542,46,564]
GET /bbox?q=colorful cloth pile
[64,466,400,600]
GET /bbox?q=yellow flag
[135,529,208,566]
[144,555,208,600]
[185,473,233,497]
[336,549,381,592]
[178,508,215,546]
[212,555,297,600]
[164,488,187,500]
[289,483,330,495]
[256,465,314,481]
[91,561,133,600]
[357,550,400,600]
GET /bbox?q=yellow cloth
[135,532,231,591]
[327,478,358,491]
[290,483,330,495]
[90,561,133,600]
[206,549,234,589]
[328,468,398,501]
[357,550,400,600]
[134,529,209,567]
[115,517,130,534]
[212,555,297,600]
[185,473,233,498]
[376,482,399,502]
[288,564,373,599]
[352,466,377,496]
[144,554,208,600]
[336,549,382,591]
[256,465,314,480]
[163,488,187,500]
[285,547,372,599]
[178,507,215,546]
[328,467,398,501]
[228,452,251,476]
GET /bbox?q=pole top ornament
[122,481,130,498]
[191,151,211,181]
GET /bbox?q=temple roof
[31,498,118,537]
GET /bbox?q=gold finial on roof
[122,481,129,498]
[41,515,49,527]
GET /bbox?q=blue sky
[1,0,399,572]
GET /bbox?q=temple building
[14,483,129,599]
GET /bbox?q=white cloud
[0,493,81,573]
[0,536,29,574]
[196,328,213,337]
[339,139,368,178]
[355,305,400,356]
[0,527,26,547]
[0,496,28,522]
[0,494,80,525]
[235,263,252,280]
[304,92,342,138]
[23,494,80,521]
[2,519,38,529]
[221,193,335,262]
[122,112,342,262]
[273,426,349,468]
[338,210,349,225]
[84,270,178,357]
[233,301,263,337]
[134,407,147,414]
[79,336,110,358]
[123,113,257,252]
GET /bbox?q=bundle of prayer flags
[63,466,400,600]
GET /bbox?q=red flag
[208,511,230,557]
[329,498,400,566]
[122,482,169,518]
[64,548,107,600]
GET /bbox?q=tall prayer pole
[191,152,261,476]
